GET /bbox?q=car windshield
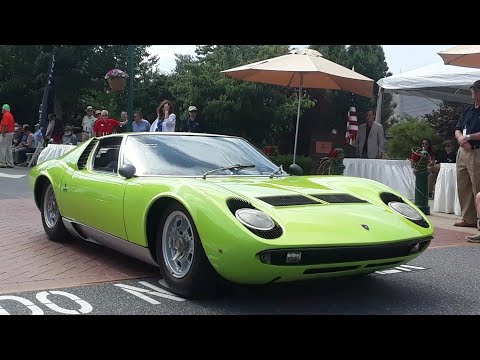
[122,134,288,177]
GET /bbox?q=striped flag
[345,97,358,145]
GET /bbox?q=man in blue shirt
[185,106,204,133]
[131,111,151,132]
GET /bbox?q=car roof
[95,132,242,140]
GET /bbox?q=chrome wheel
[162,210,195,279]
[43,185,59,229]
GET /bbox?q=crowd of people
[0,100,204,167]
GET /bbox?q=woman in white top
[150,100,176,132]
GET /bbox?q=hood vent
[256,195,318,207]
[311,194,367,204]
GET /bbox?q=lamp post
[127,45,134,132]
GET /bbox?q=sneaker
[466,233,480,243]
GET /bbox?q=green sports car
[30,133,433,298]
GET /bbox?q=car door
[60,137,128,240]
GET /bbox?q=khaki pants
[0,132,14,167]
[456,147,480,224]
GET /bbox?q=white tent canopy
[375,61,480,122]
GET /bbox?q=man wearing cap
[82,106,96,141]
[33,123,43,147]
[0,104,15,168]
[454,80,480,228]
[185,106,204,133]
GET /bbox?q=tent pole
[293,73,303,164]
[375,87,384,123]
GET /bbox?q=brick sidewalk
[0,199,157,294]
[0,198,476,295]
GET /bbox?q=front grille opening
[304,266,360,274]
[256,195,318,206]
[311,194,368,204]
[258,238,431,266]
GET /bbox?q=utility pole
[127,45,134,132]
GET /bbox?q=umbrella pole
[293,74,303,165]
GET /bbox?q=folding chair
[27,142,44,167]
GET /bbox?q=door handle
[62,183,68,192]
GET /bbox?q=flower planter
[108,77,127,91]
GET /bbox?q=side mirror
[289,163,303,176]
[119,164,136,179]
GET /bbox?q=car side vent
[77,139,98,170]
[311,194,368,203]
[256,195,318,206]
[226,197,283,239]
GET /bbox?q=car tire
[156,202,221,299]
[41,183,70,242]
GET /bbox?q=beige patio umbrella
[438,45,480,68]
[221,48,374,164]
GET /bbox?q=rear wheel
[156,202,221,299]
[41,183,70,242]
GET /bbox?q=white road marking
[0,295,44,315]
[375,264,427,275]
[0,172,26,179]
[114,281,185,303]
[36,291,93,314]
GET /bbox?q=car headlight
[235,208,275,231]
[388,201,423,221]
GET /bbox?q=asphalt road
[1,246,479,315]
[1,166,479,315]
[0,167,31,199]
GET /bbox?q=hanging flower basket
[107,77,127,91]
[105,69,128,92]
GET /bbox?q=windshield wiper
[202,164,256,179]
[269,164,284,178]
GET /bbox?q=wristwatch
[467,134,471,140]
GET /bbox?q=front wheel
[156,202,221,299]
[41,183,70,242]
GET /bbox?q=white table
[37,144,77,164]
[433,162,461,216]
[344,159,415,200]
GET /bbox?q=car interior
[92,137,123,173]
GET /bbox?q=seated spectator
[62,126,78,145]
[14,124,36,165]
[33,123,43,147]
[428,139,457,198]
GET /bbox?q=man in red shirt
[0,104,15,168]
[92,110,128,137]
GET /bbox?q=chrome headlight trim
[235,208,275,231]
[388,201,423,221]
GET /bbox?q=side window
[91,137,123,173]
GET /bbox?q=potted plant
[105,69,129,91]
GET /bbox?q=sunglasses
[95,113,101,116]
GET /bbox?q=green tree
[386,116,441,159]
[170,45,315,145]
[307,45,395,137]
[424,100,466,141]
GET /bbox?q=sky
[148,45,456,75]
